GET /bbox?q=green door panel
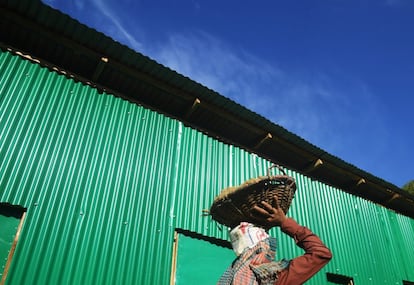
[175,234,234,285]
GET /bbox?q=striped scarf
[217,237,289,285]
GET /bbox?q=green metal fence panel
[1,49,414,285]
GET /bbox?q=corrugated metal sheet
[1,50,414,285]
[0,50,180,284]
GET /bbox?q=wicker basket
[209,165,296,229]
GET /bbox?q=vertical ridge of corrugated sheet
[1,50,414,284]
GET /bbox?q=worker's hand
[252,196,287,228]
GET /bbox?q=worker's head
[229,222,269,256]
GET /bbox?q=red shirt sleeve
[275,218,332,285]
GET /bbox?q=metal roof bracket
[253,133,272,150]
[303,158,323,174]
[185,98,201,119]
[92,56,108,82]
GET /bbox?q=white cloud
[74,0,84,10]
[43,0,144,52]
[42,0,55,5]
[88,0,144,52]
[149,32,280,93]
[145,31,387,161]
[147,31,284,106]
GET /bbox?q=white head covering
[229,222,269,256]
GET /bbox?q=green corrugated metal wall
[1,49,413,284]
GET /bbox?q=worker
[217,196,332,285]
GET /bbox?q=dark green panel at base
[175,234,234,285]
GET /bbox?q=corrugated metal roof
[1,0,413,220]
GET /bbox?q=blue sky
[43,0,413,188]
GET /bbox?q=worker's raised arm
[253,197,332,284]
[276,218,332,284]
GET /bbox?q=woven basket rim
[209,173,296,228]
[212,174,295,202]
